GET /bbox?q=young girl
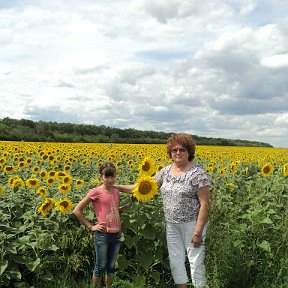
[73,162,131,288]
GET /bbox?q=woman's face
[170,144,189,163]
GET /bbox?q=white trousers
[166,221,206,288]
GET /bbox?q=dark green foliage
[0,117,272,147]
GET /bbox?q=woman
[117,132,210,288]
[154,133,210,288]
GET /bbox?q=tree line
[0,117,272,147]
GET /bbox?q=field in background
[0,141,287,288]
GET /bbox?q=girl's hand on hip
[92,223,106,232]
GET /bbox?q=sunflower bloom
[261,163,274,176]
[13,177,25,189]
[82,159,89,166]
[55,198,73,213]
[90,178,100,187]
[0,185,4,195]
[32,166,41,173]
[156,164,164,172]
[229,162,238,174]
[139,157,156,176]
[26,178,40,189]
[48,171,57,178]
[75,179,84,190]
[4,165,15,174]
[219,167,227,175]
[37,198,55,217]
[18,161,27,169]
[46,177,55,186]
[133,175,158,202]
[283,163,288,177]
[62,174,73,185]
[56,171,67,179]
[8,176,21,188]
[58,184,71,194]
[64,165,72,171]
[40,170,48,179]
[37,187,48,197]
[245,167,249,175]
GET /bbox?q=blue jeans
[93,231,121,277]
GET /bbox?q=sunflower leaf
[139,251,154,269]
[257,240,271,252]
[139,223,155,240]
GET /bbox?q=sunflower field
[0,141,287,288]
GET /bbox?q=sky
[1,0,288,148]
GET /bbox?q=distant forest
[0,117,272,147]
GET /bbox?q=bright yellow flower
[90,178,100,187]
[139,157,156,176]
[82,159,89,166]
[37,198,55,217]
[229,162,238,174]
[26,178,40,189]
[219,167,227,175]
[46,177,55,186]
[64,165,72,171]
[75,179,84,190]
[133,175,158,202]
[56,171,67,179]
[18,161,27,169]
[40,170,48,179]
[261,163,274,177]
[37,187,48,197]
[4,165,15,174]
[62,174,73,185]
[156,164,164,172]
[245,167,249,175]
[48,171,57,178]
[55,198,73,213]
[32,166,41,173]
[58,184,71,194]
[8,176,20,188]
[283,163,288,177]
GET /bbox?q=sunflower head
[37,198,55,217]
[75,179,84,190]
[26,178,40,189]
[37,187,48,197]
[133,175,158,202]
[55,198,73,213]
[261,162,274,177]
[283,163,288,177]
[4,165,15,174]
[58,184,71,194]
[139,157,156,176]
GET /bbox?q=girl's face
[101,173,116,187]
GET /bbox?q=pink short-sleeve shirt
[88,187,121,233]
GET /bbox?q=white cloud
[261,54,288,68]
[0,0,288,147]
